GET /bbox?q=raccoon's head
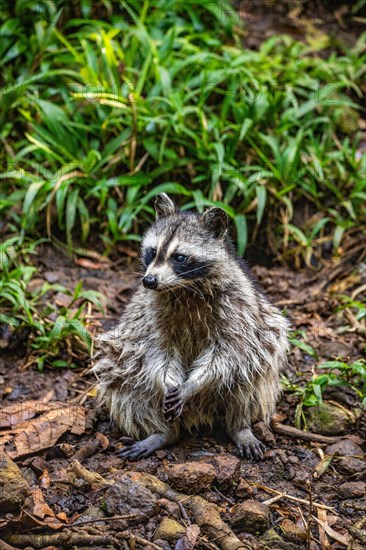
[140,193,230,291]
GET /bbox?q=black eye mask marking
[143,247,156,266]
[172,256,213,279]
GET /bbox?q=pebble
[211,454,241,489]
[338,482,366,499]
[165,462,215,493]
[153,517,186,542]
[230,500,270,534]
[0,450,29,512]
[325,439,364,458]
[104,475,159,521]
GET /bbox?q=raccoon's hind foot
[116,432,177,461]
[232,428,266,460]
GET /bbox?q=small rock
[264,449,277,460]
[165,462,215,493]
[338,482,366,499]
[260,528,299,550]
[306,402,355,435]
[281,518,307,542]
[154,518,186,542]
[0,450,29,512]
[175,524,200,550]
[339,498,366,514]
[325,439,364,457]
[74,505,106,525]
[158,498,181,519]
[338,457,366,476]
[44,271,59,283]
[104,475,159,521]
[236,477,254,497]
[318,341,351,358]
[231,500,270,534]
[211,455,241,489]
[253,421,276,446]
[152,540,171,550]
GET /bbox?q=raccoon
[93,193,288,460]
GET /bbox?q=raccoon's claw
[163,387,184,421]
[116,433,173,461]
[118,436,136,446]
[238,439,266,461]
[233,429,266,461]
[117,440,153,461]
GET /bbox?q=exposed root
[271,420,361,445]
[124,471,250,550]
[6,530,118,549]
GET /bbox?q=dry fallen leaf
[23,488,65,530]
[313,454,335,479]
[74,257,110,269]
[317,508,331,550]
[31,487,55,520]
[0,401,54,428]
[314,516,351,546]
[0,401,86,458]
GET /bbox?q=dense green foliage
[1,0,365,258]
[0,1,365,390]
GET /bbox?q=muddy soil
[0,237,365,550]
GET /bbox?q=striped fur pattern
[93,194,289,460]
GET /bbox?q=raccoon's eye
[173,253,187,263]
[144,247,156,264]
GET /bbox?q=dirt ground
[1,231,365,550]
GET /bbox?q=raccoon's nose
[142,274,158,289]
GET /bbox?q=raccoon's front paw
[163,386,184,421]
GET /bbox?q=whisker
[177,263,212,277]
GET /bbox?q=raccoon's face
[140,193,229,291]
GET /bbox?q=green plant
[0,237,103,368]
[1,1,365,258]
[288,331,319,359]
[283,359,366,429]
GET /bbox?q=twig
[349,515,366,545]
[251,483,334,511]
[213,486,235,505]
[351,283,366,301]
[343,308,366,336]
[7,531,119,548]
[178,501,191,524]
[117,532,163,550]
[263,494,284,506]
[197,537,221,550]
[70,514,138,528]
[20,505,63,529]
[306,480,313,550]
[272,421,350,444]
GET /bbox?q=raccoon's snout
[142,274,158,290]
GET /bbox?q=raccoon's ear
[154,193,176,219]
[201,207,229,239]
